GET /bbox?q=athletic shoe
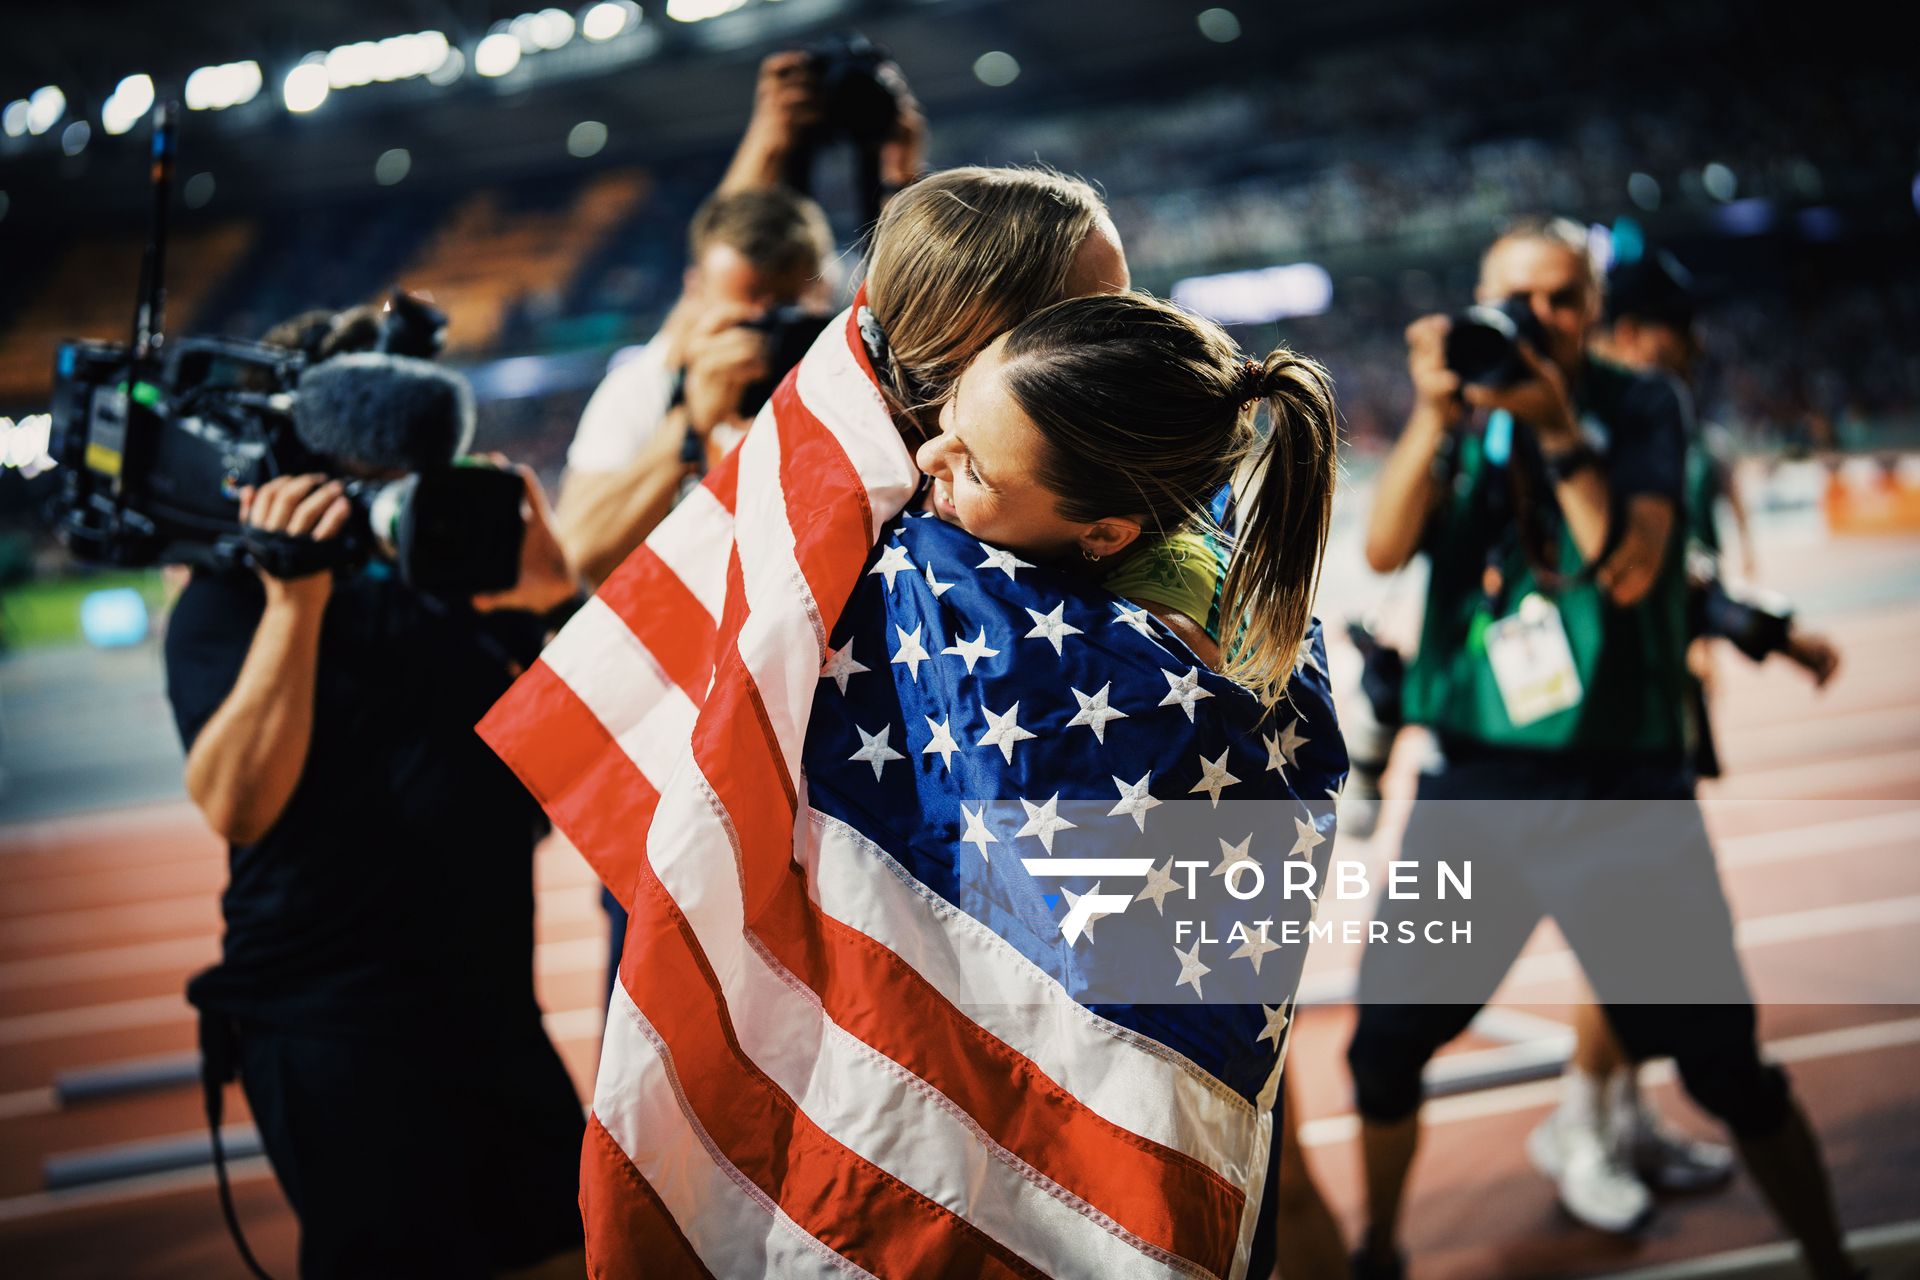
[1528,1106,1654,1233]
[1607,1085,1737,1193]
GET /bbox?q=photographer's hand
[240,473,350,613]
[1466,342,1614,569]
[182,473,345,845]
[473,465,586,618]
[877,63,928,191]
[683,304,769,438]
[720,51,823,193]
[1365,315,1464,572]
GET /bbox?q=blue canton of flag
[805,510,1348,1104]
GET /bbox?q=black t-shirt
[165,565,551,1038]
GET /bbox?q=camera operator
[1346,218,1857,1280]
[166,343,589,1278]
[555,49,925,588]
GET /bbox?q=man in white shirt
[557,185,835,584]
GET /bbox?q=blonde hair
[865,166,1107,440]
[1000,294,1339,708]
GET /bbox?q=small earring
[1082,548,1102,563]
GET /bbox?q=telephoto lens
[1444,296,1551,388]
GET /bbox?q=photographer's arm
[557,420,695,587]
[183,476,345,845]
[1366,316,1461,573]
[1465,342,1612,568]
[719,52,821,194]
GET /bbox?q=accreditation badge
[1483,592,1583,726]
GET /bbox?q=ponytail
[1219,349,1340,707]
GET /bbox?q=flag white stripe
[646,483,735,624]
[800,806,1261,1187]
[596,983,873,1280]
[730,406,820,790]
[793,316,921,525]
[543,597,695,787]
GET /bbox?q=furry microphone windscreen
[292,352,477,472]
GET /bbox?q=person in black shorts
[1346,217,1858,1280]
[165,346,588,1278]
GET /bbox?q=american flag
[480,300,1346,1279]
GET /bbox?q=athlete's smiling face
[913,335,1105,565]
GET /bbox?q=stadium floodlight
[528,8,576,48]
[1197,8,1241,42]
[284,63,331,113]
[568,120,608,157]
[3,100,28,138]
[185,61,263,111]
[101,73,155,135]
[1628,171,1660,211]
[1702,162,1737,203]
[1170,263,1334,326]
[375,147,412,185]
[582,1,638,41]
[26,86,66,135]
[972,52,1020,87]
[60,120,90,155]
[475,32,524,77]
[666,0,748,21]
[427,47,466,85]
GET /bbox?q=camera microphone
[292,352,475,473]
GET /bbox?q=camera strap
[197,1010,277,1280]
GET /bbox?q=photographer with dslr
[1346,218,1857,1280]
[556,47,924,588]
[166,337,589,1279]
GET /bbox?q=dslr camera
[1444,296,1552,388]
[779,32,909,228]
[48,294,525,596]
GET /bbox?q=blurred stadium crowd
[1,1,1915,502]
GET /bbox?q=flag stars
[1158,667,1215,722]
[1112,603,1157,638]
[959,804,998,862]
[1108,772,1162,832]
[1209,834,1258,879]
[1023,603,1084,656]
[943,626,1001,674]
[922,716,960,769]
[1190,749,1241,807]
[868,542,915,591]
[1133,858,1182,914]
[849,725,904,781]
[891,624,931,682]
[1289,814,1327,860]
[1234,931,1284,976]
[977,544,1034,579]
[1172,939,1212,998]
[923,560,954,598]
[977,701,1037,764]
[1015,793,1076,853]
[820,643,869,695]
[1256,1003,1291,1046]
[1264,718,1308,779]
[1068,684,1129,744]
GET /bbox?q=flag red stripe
[580,1115,714,1280]
[704,442,740,513]
[597,545,716,709]
[478,660,656,907]
[498,670,1050,1280]
[770,375,879,624]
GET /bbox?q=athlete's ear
[1080,517,1141,561]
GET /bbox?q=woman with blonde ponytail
[915,291,1340,705]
